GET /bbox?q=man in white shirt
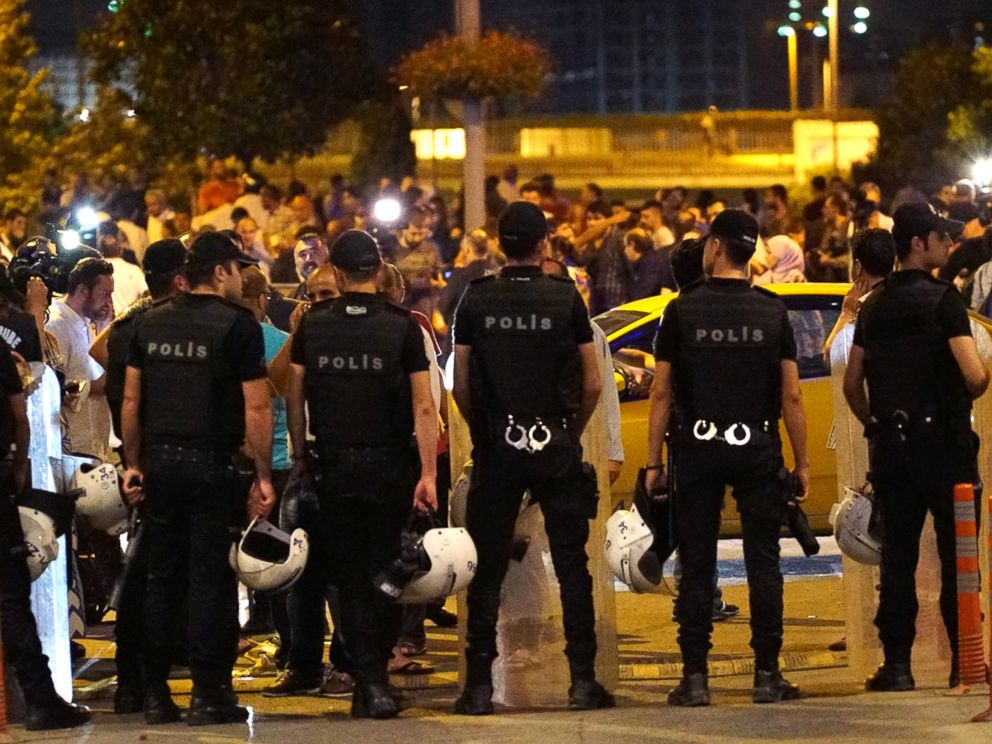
[46,258,115,458]
[98,223,147,312]
[640,200,677,249]
[145,189,175,244]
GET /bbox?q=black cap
[708,209,759,248]
[892,202,965,246]
[498,201,548,252]
[330,230,382,271]
[185,231,258,268]
[142,239,187,277]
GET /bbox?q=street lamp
[777,26,799,113]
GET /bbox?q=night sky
[25,0,992,111]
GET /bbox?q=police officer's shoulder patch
[112,296,155,327]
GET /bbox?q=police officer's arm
[287,363,307,476]
[121,365,144,503]
[842,344,871,425]
[950,336,990,399]
[234,315,276,519]
[0,344,29,494]
[645,361,673,494]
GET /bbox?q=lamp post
[456,0,485,233]
[827,0,839,111]
[777,26,799,113]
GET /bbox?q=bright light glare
[821,5,834,17]
[853,21,868,33]
[854,6,870,19]
[372,198,403,224]
[778,25,796,37]
[813,24,828,37]
[78,108,90,123]
[789,12,802,21]
[76,206,99,229]
[789,0,801,7]
[61,230,81,250]
[973,158,992,187]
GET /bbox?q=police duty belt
[692,419,771,446]
[504,415,554,454]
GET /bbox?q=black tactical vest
[106,297,154,412]
[859,271,972,420]
[674,279,786,423]
[465,270,582,423]
[136,295,248,452]
[300,294,413,447]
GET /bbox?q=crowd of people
[2,154,992,731]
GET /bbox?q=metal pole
[787,32,798,113]
[456,0,485,232]
[828,0,839,111]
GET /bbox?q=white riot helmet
[19,507,59,582]
[229,518,309,593]
[72,458,130,536]
[398,527,477,605]
[830,487,883,565]
[605,503,665,594]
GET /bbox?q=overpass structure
[269,110,878,193]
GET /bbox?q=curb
[621,650,846,681]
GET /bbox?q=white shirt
[107,257,148,313]
[234,193,270,232]
[651,226,676,249]
[117,219,149,261]
[46,301,112,459]
[147,209,175,244]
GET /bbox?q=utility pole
[456,0,485,232]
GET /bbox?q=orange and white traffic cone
[955,484,984,690]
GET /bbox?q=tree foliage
[0,0,56,211]
[350,98,417,190]
[85,0,386,166]
[854,43,987,193]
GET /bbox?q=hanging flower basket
[396,31,550,102]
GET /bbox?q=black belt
[684,418,774,446]
[147,444,237,467]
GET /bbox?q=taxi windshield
[593,309,649,337]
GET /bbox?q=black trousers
[0,490,59,706]
[141,451,240,695]
[279,480,354,679]
[869,427,980,666]
[316,447,416,684]
[672,432,784,675]
[464,439,597,682]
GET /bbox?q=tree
[854,43,981,194]
[946,47,992,159]
[0,0,56,211]
[350,98,417,190]
[85,0,386,167]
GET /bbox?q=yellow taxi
[594,283,850,535]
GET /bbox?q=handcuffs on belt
[692,419,769,446]
[504,415,553,454]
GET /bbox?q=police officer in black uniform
[91,239,188,714]
[451,201,613,714]
[121,231,276,725]
[646,209,810,706]
[843,203,989,691]
[287,229,437,719]
[0,341,91,731]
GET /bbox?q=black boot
[454,683,494,715]
[24,696,91,732]
[187,686,249,726]
[752,670,800,703]
[568,679,615,710]
[865,663,915,692]
[144,688,183,724]
[667,673,710,707]
[350,679,399,719]
[114,683,144,714]
[454,653,495,715]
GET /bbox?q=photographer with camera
[645,209,810,707]
[286,229,437,719]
